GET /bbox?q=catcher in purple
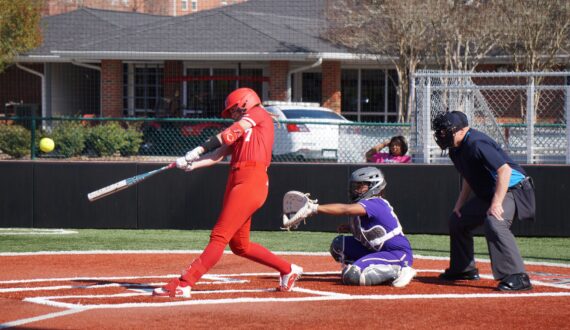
[282,167,415,287]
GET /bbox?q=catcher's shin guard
[342,264,400,286]
[360,265,400,286]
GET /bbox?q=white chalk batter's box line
[1,269,568,308]
[2,270,570,330]
[0,228,78,235]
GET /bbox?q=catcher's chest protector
[350,217,402,251]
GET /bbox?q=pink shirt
[368,152,411,164]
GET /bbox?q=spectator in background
[365,135,411,163]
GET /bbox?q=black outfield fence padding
[0,162,568,237]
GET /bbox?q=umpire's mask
[432,111,468,150]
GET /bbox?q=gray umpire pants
[447,191,526,280]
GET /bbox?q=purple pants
[339,235,413,270]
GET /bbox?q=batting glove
[176,157,189,170]
[185,146,205,163]
[175,157,195,172]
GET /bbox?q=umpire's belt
[231,161,268,172]
[508,176,534,191]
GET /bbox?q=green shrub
[86,122,129,157]
[51,121,87,157]
[0,124,31,158]
[120,122,143,156]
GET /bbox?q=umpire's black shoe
[497,273,533,291]
[438,268,480,281]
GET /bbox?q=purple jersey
[350,197,412,252]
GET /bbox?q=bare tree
[497,0,570,119]
[430,0,503,72]
[140,0,170,15]
[129,0,170,15]
[498,0,570,73]
[324,0,436,122]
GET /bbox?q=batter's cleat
[278,264,303,292]
[152,278,191,298]
[392,266,417,288]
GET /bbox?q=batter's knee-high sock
[239,242,291,274]
[181,241,225,286]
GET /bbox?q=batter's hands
[175,157,195,172]
[487,202,504,221]
[185,146,205,163]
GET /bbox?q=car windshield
[281,109,346,120]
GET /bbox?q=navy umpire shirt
[449,129,526,201]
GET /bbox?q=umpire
[432,111,535,291]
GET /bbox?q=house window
[181,0,188,11]
[191,0,198,11]
[123,63,164,117]
[341,69,398,122]
[302,72,322,103]
[184,67,264,118]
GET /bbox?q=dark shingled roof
[29,7,170,56]
[26,0,349,61]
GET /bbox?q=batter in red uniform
[153,88,303,298]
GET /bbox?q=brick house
[1,0,418,122]
[42,0,248,16]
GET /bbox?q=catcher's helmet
[432,111,468,150]
[221,88,261,119]
[349,167,386,202]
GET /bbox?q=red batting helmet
[221,88,261,119]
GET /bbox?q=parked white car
[263,101,351,161]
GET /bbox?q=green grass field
[0,229,568,265]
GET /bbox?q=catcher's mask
[349,167,386,202]
[432,111,469,150]
[221,88,261,119]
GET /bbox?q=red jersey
[229,106,274,166]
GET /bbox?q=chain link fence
[4,70,567,164]
[0,116,411,163]
[412,70,570,164]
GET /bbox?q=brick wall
[268,61,289,101]
[101,60,123,117]
[322,60,341,113]
[43,0,248,16]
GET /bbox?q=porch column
[101,60,123,117]
[322,60,341,113]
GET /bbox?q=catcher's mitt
[282,191,319,230]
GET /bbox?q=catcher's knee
[329,235,345,263]
[341,265,362,285]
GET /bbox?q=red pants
[182,163,291,286]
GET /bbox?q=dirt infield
[1,252,569,329]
